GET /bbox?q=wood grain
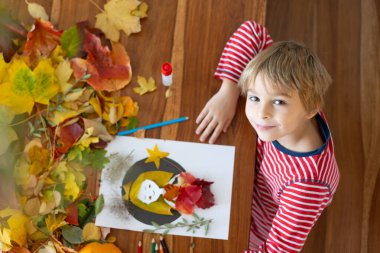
[0,0,265,252]
[266,0,380,252]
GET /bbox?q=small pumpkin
[79,242,122,253]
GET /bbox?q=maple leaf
[45,213,67,233]
[133,76,156,95]
[95,0,148,41]
[0,208,28,249]
[144,144,169,168]
[0,58,59,114]
[0,105,18,156]
[23,18,62,62]
[71,31,132,91]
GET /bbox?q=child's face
[245,73,314,145]
[137,179,161,204]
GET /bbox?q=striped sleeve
[259,182,331,253]
[214,20,273,83]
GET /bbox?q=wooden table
[1,0,265,252]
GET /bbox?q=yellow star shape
[145,144,169,169]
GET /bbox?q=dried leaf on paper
[144,144,169,168]
[71,31,132,91]
[95,0,148,41]
[133,76,156,95]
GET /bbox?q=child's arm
[254,182,332,252]
[196,78,240,143]
[196,20,273,143]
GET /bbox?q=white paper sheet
[96,136,235,240]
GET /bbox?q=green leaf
[61,225,83,244]
[151,221,160,228]
[79,148,110,170]
[127,117,138,130]
[164,223,175,229]
[143,229,154,233]
[205,222,209,235]
[193,213,200,222]
[61,26,82,58]
[163,229,169,235]
[94,194,104,215]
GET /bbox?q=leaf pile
[0,2,149,251]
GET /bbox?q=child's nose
[257,103,272,119]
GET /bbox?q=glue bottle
[161,62,173,87]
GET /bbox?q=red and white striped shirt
[215,20,273,83]
[214,21,340,252]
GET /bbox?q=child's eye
[248,96,259,102]
[273,99,286,105]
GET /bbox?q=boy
[197,21,340,252]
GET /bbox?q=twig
[88,0,104,13]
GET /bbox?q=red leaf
[175,188,195,215]
[65,203,79,225]
[56,122,84,154]
[178,172,196,185]
[23,18,62,62]
[71,31,132,91]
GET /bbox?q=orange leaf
[71,31,132,91]
[23,18,62,62]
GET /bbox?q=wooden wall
[266,0,380,252]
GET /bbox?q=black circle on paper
[121,157,185,225]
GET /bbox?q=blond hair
[238,41,332,112]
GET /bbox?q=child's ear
[306,107,320,119]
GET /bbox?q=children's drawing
[96,137,235,240]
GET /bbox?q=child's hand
[196,79,240,144]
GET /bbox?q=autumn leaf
[26,1,49,20]
[71,31,132,91]
[0,208,28,250]
[133,76,156,95]
[95,0,148,41]
[56,122,84,154]
[0,58,59,114]
[61,25,83,58]
[82,222,101,241]
[144,144,169,168]
[55,60,73,93]
[23,18,62,62]
[0,105,18,156]
[45,213,67,233]
[131,2,149,18]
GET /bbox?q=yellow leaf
[0,228,12,251]
[75,127,99,147]
[82,222,101,241]
[55,60,73,94]
[131,2,149,18]
[0,59,59,114]
[64,172,80,201]
[45,214,67,233]
[128,171,173,215]
[27,2,49,20]
[0,53,8,83]
[133,76,156,95]
[95,0,143,41]
[144,144,169,168]
[0,208,28,248]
